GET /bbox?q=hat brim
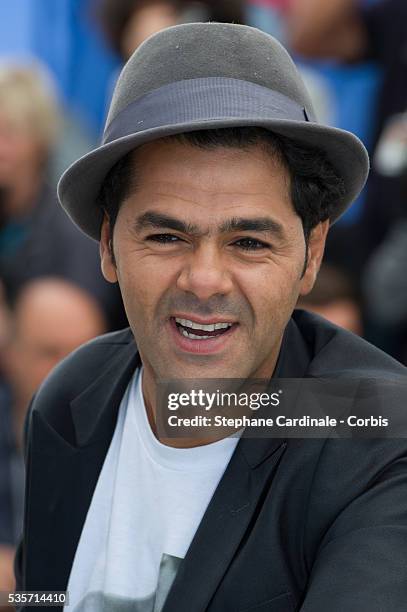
[58,79,369,241]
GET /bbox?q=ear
[100,214,118,283]
[299,220,329,296]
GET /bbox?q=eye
[233,237,270,251]
[146,233,183,244]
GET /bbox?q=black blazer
[15,310,407,611]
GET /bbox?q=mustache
[164,293,245,319]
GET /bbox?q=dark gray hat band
[103,77,311,144]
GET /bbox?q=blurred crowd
[0,0,406,596]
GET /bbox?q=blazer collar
[238,315,311,469]
[67,316,310,459]
[27,333,141,591]
[70,337,140,447]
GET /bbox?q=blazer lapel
[162,438,287,612]
[26,339,140,591]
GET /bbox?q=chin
[161,359,237,381]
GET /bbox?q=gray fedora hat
[58,22,369,241]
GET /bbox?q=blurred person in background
[99,0,185,60]
[0,64,125,330]
[98,0,244,61]
[0,277,106,597]
[297,262,363,335]
[246,0,291,43]
[363,162,407,362]
[286,0,407,358]
[287,0,407,263]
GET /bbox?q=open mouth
[172,317,235,340]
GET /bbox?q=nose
[176,244,233,301]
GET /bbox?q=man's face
[101,140,328,382]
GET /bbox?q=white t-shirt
[65,368,239,611]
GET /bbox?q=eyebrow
[134,211,285,240]
[219,216,285,239]
[134,212,201,235]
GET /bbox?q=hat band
[104,77,311,144]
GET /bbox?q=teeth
[214,322,231,330]
[181,330,212,340]
[175,317,232,332]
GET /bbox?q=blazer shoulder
[31,327,136,417]
[293,309,407,379]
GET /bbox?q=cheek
[234,261,303,325]
[115,250,179,321]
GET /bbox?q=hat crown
[106,22,315,130]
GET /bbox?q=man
[15,23,407,611]
[2,278,107,448]
[287,0,407,361]
[0,278,106,598]
[0,64,123,329]
[287,0,407,261]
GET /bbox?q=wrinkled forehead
[121,138,293,218]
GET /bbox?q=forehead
[121,138,295,226]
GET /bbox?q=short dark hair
[97,127,345,245]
